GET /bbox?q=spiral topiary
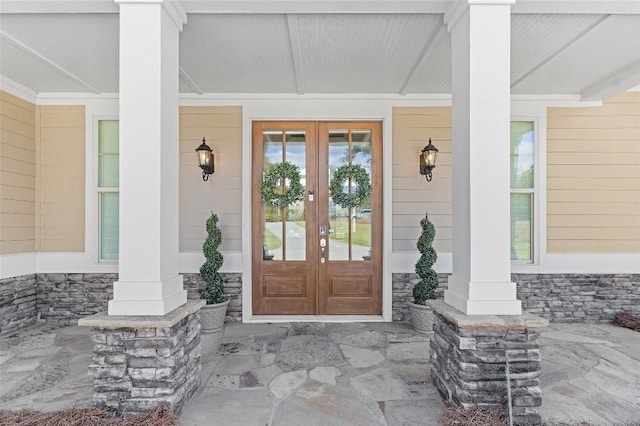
[200,213,225,304]
[413,213,438,305]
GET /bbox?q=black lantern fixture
[419,138,438,182]
[196,137,214,181]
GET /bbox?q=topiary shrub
[200,213,225,304]
[413,212,438,305]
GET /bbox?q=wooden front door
[252,121,382,315]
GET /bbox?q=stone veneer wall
[2,272,637,332]
[0,273,242,333]
[392,273,449,321]
[182,273,242,322]
[429,302,546,425]
[0,274,37,334]
[513,273,640,322]
[85,303,202,415]
[37,273,116,327]
[392,273,639,323]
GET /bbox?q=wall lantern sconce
[196,137,214,181]
[419,138,439,182]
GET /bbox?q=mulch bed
[0,404,177,426]
[613,312,640,332]
[440,403,506,426]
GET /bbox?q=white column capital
[444,0,515,33]
[114,0,187,31]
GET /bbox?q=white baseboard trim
[0,253,36,279]
[512,253,640,274]
[2,251,638,280]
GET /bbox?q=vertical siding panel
[547,92,640,253]
[0,91,36,255]
[391,107,452,253]
[179,106,243,252]
[37,105,85,252]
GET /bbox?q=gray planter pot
[200,299,229,333]
[408,301,434,334]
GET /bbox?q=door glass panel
[262,130,306,261]
[327,130,372,261]
[350,131,372,261]
[285,130,306,261]
[328,131,349,261]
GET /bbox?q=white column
[444,0,522,315]
[108,0,187,315]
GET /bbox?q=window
[510,121,534,262]
[98,120,119,260]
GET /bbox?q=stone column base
[427,300,549,425]
[78,300,205,415]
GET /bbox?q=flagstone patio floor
[1,321,639,425]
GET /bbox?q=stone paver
[2,320,640,425]
[340,344,384,368]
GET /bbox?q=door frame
[239,99,394,322]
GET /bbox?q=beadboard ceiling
[0,1,639,100]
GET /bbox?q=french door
[252,121,382,315]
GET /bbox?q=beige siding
[36,105,85,252]
[179,106,242,252]
[392,107,452,253]
[547,92,640,253]
[0,91,36,255]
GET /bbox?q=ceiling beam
[512,0,640,15]
[511,14,610,90]
[399,23,445,95]
[581,60,640,101]
[286,14,305,95]
[2,0,638,15]
[0,1,118,13]
[179,67,204,95]
[0,30,102,93]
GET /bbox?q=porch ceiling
[0,1,639,100]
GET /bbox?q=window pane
[98,120,119,187]
[100,192,119,260]
[511,193,532,262]
[510,121,534,189]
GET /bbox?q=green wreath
[329,164,371,209]
[261,161,304,208]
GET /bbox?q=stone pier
[78,301,204,415]
[428,300,549,425]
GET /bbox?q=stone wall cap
[78,300,205,329]
[427,300,549,329]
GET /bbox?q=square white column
[444,0,522,315]
[108,0,187,315]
